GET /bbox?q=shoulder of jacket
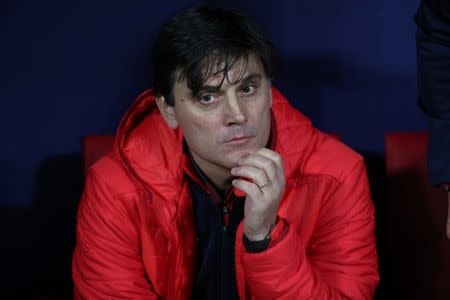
[87,152,142,199]
[300,129,364,184]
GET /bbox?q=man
[415,0,450,239]
[72,7,379,299]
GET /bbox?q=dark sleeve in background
[415,0,450,186]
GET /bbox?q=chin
[221,151,251,168]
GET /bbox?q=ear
[155,96,178,129]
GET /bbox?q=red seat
[385,131,449,299]
[81,135,114,176]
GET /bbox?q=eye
[198,94,220,105]
[240,85,256,96]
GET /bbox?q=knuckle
[261,158,272,170]
[273,155,283,167]
[268,160,276,170]
[275,155,283,166]
[273,151,281,160]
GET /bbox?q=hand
[447,193,450,240]
[231,148,285,241]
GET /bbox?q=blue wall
[1,0,423,296]
[2,0,423,208]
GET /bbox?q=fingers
[232,177,264,199]
[236,148,284,184]
[230,148,285,197]
[255,148,284,174]
[233,148,285,240]
[231,165,268,190]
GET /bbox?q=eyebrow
[198,73,263,93]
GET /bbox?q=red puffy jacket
[72,88,379,299]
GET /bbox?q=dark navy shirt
[186,149,245,300]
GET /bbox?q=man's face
[160,55,272,181]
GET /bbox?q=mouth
[223,136,254,145]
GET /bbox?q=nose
[223,94,247,125]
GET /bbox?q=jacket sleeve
[72,169,158,299]
[238,159,379,299]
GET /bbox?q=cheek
[179,115,220,146]
[249,98,271,123]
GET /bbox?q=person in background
[415,0,450,239]
[72,7,379,299]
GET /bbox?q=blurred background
[2,0,440,298]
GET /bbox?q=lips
[230,136,250,141]
[223,135,254,144]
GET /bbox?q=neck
[191,155,232,190]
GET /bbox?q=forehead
[174,54,266,96]
[202,54,264,86]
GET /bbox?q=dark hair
[152,6,274,106]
